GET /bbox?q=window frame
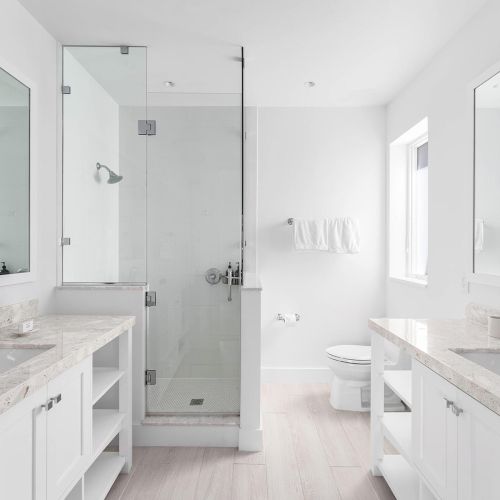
[406,134,429,281]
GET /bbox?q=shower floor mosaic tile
[147,377,240,414]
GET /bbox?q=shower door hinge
[138,120,156,136]
[120,46,129,55]
[145,369,156,385]
[145,291,157,307]
[60,237,71,246]
[62,85,71,95]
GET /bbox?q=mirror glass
[0,67,30,277]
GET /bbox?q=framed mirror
[0,64,33,285]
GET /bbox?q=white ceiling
[19,0,488,106]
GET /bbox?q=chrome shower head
[96,162,123,184]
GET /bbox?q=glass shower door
[145,64,243,415]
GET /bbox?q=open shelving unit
[85,452,126,500]
[371,334,424,500]
[384,370,412,408]
[66,330,132,500]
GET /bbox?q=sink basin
[0,347,50,374]
[453,350,500,376]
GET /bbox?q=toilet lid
[326,345,371,364]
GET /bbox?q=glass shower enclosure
[62,45,243,416]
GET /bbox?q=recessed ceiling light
[163,81,175,88]
[304,81,316,88]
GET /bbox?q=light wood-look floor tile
[261,384,292,413]
[331,466,379,500]
[312,407,360,466]
[287,393,341,499]
[109,384,395,500]
[234,449,266,465]
[156,447,205,500]
[231,464,268,500]
[264,412,304,500]
[194,447,235,500]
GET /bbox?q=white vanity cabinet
[413,359,500,500]
[0,357,92,500]
[0,385,48,500]
[47,356,92,499]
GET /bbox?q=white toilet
[326,345,372,411]
[326,344,403,412]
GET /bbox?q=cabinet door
[0,386,47,500]
[47,356,92,499]
[412,360,458,500]
[457,388,500,500]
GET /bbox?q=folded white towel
[475,218,484,252]
[293,218,329,251]
[328,217,360,254]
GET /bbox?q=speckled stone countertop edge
[0,315,135,417]
[369,317,500,417]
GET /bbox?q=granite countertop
[0,314,135,416]
[369,318,500,416]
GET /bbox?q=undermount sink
[453,350,500,376]
[0,347,50,375]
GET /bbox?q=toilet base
[329,375,370,412]
[329,375,406,412]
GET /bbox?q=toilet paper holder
[277,313,300,322]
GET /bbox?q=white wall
[386,0,500,317]
[258,107,386,379]
[63,51,119,283]
[0,0,57,310]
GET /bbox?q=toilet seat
[326,345,371,365]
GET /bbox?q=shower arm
[96,162,111,174]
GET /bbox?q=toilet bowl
[326,345,372,411]
[326,344,404,412]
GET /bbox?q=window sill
[389,276,428,288]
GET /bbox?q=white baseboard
[261,367,331,383]
[133,423,239,447]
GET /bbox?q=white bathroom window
[389,118,429,285]
[407,137,428,279]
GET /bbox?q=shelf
[382,412,412,463]
[92,367,124,405]
[379,455,419,500]
[384,370,412,408]
[92,410,125,460]
[85,452,125,500]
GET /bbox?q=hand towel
[293,218,329,251]
[475,218,484,252]
[328,217,360,254]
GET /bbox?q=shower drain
[190,398,204,406]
